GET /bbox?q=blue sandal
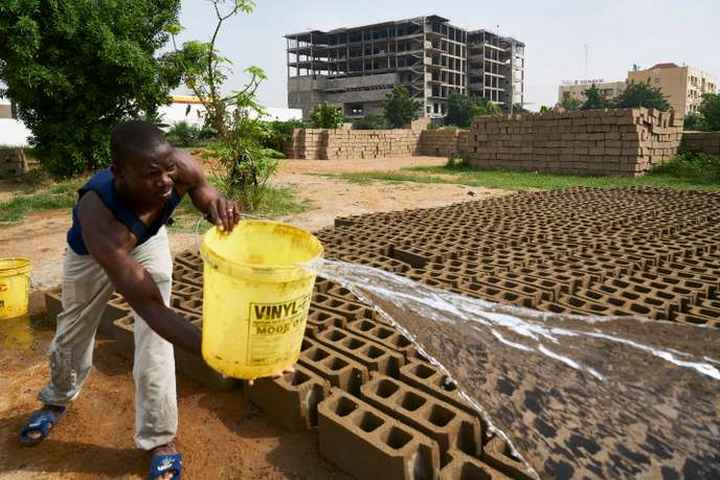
[148,452,182,479]
[19,407,66,447]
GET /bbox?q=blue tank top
[67,168,183,255]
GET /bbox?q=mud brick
[674,310,720,328]
[247,364,330,431]
[441,449,512,479]
[618,274,700,306]
[592,281,683,320]
[172,297,203,315]
[457,282,538,309]
[574,288,655,318]
[631,271,715,299]
[307,308,347,330]
[463,278,545,305]
[174,249,203,272]
[481,436,534,480]
[102,293,133,338]
[311,293,376,321]
[298,337,369,395]
[346,318,417,359]
[534,301,589,316]
[112,315,135,357]
[318,389,440,480]
[515,265,591,292]
[314,327,405,378]
[325,284,361,302]
[493,272,562,301]
[361,374,482,459]
[399,361,479,417]
[556,294,640,317]
[44,288,62,324]
[172,281,203,301]
[389,246,449,269]
[646,264,720,295]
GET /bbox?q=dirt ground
[0,156,509,479]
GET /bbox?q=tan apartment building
[627,63,717,114]
[558,79,626,104]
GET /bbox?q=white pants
[38,227,177,450]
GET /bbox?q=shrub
[698,93,720,131]
[352,113,388,130]
[166,121,215,147]
[383,86,421,128]
[446,94,500,128]
[310,103,344,129]
[264,119,306,151]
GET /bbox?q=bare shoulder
[77,191,136,255]
[172,148,206,194]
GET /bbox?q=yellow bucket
[0,257,32,320]
[199,220,323,380]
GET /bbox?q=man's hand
[206,196,241,232]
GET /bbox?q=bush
[263,119,306,151]
[310,103,344,129]
[652,152,720,183]
[698,93,720,131]
[446,94,500,128]
[683,112,706,131]
[383,86,422,128]
[352,113,388,130]
[166,121,215,147]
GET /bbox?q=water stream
[312,258,720,479]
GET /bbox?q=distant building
[627,63,717,114]
[285,15,525,119]
[161,95,302,126]
[558,79,626,105]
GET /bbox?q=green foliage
[166,121,215,147]
[683,112,706,131]
[581,85,612,110]
[263,119,306,151]
[383,86,422,128]
[539,105,552,113]
[446,94,500,128]
[0,0,184,177]
[352,113,388,130]
[652,152,720,183]
[168,1,259,136]
[560,96,582,111]
[698,93,720,131]
[615,80,670,111]
[204,92,283,211]
[310,103,344,129]
[0,177,84,222]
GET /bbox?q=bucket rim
[0,256,32,276]
[199,220,324,273]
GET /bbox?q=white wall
[0,119,32,147]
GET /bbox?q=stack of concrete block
[680,131,720,155]
[465,108,684,177]
[325,129,421,160]
[419,129,465,157]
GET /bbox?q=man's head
[110,120,176,207]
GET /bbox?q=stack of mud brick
[680,131,720,155]
[465,108,684,176]
[286,128,422,160]
[418,129,472,158]
[0,146,29,177]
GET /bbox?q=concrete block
[314,327,405,378]
[440,449,512,479]
[318,389,440,480]
[299,337,369,395]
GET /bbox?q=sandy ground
[0,156,509,479]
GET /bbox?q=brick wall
[680,131,720,155]
[465,108,683,176]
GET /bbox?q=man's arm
[78,193,201,355]
[174,150,240,231]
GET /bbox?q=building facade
[558,79,626,105]
[627,63,717,115]
[285,16,525,119]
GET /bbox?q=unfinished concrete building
[285,15,525,120]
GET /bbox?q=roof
[650,62,680,69]
[284,15,451,40]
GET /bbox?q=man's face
[113,143,177,208]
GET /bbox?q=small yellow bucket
[200,220,323,380]
[0,257,32,320]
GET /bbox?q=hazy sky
[175,0,719,110]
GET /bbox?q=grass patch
[333,153,720,191]
[0,188,77,222]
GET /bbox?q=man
[19,120,240,479]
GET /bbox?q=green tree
[0,0,184,177]
[615,80,671,111]
[168,0,257,138]
[352,113,388,130]
[383,86,421,128]
[698,93,720,131]
[581,85,611,110]
[560,96,582,111]
[310,103,344,129]
[683,112,706,131]
[446,94,500,128]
